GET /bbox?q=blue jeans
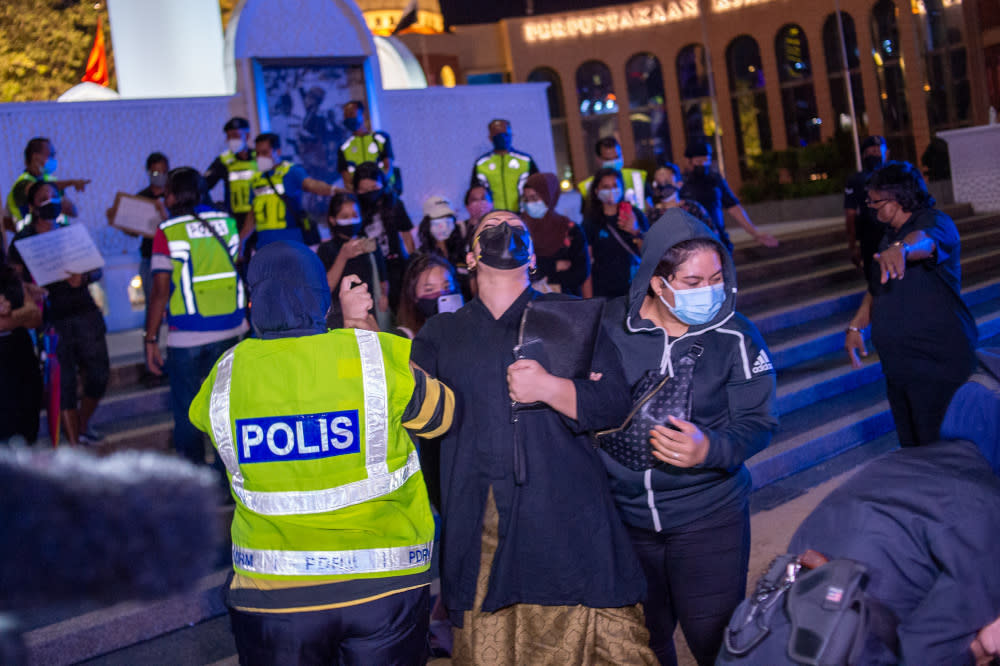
[167,337,239,467]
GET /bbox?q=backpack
[717,553,899,665]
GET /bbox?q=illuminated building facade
[401,0,991,190]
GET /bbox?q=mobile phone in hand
[360,237,377,254]
[619,201,633,219]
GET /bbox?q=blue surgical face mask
[43,157,58,175]
[659,277,726,325]
[597,187,622,205]
[603,158,624,172]
[523,200,548,219]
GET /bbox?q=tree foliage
[0,0,116,102]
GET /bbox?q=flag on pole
[82,16,110,87]
[391,0,419,36]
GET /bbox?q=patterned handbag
[596,343,703,471]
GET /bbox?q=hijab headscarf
[523,172,571,258]
[247,241,331,339]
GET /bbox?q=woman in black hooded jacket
[600,209,779,665]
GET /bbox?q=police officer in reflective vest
[242,133,337,249]
[337,100,401,195]
[145,167,248,470]
[4,136,89,232]
[471,119,538,212]
[577,137,648,214]
[203,117,257,234]
[190,241,454,664]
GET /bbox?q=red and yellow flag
[82,17,109,87]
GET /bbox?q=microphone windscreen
[0,447,223,609]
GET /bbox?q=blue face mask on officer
[658,277,726,325]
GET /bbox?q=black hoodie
[600,209,778,532]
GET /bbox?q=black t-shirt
[361,194,413,262]
[8,224,99,321]
[584,208,649,299]
[869,208,977,383]
[316,236,387,327]
[0,262,43,439]
[136,185,166,259]
[679,171,739,242]
[844,171,884,271]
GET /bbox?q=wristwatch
[143,331,159,345]
[890,240,910,258]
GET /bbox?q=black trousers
[628,501,750,666]
[885,377,965,447]
[229,585,429,666]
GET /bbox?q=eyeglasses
[866,198,892,207]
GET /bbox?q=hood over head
[939,348,1000,476]
[626,208,736,333]
[524,172,561,209]
[248,241,331,339]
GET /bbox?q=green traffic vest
[6,171,55,227]
[220,150,257,215]
[474,150,534,212]
[578,168,648,211]
[340,133,389,169]
[160,211,246,322]
[250,162,294,231]
[204,329,435,584]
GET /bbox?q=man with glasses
[844,161,977,447]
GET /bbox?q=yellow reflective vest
[191,329,435,590]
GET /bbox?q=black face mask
[344,116,363,133]
[38,199,61,220]
[653,183,678,199]
[476,222,532,270]
[688,165,710,180]
[358,189,382,207]
[492,133,512,152]
[862,155,883,173]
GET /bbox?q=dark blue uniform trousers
[229,585,429,665]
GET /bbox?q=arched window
[917,0,971,131]
[576,61,619,173]
[822,12,868,136]
[726,35,772,176]
[626,53,673,166]
[776,24,821,147]
[871,0,915,161]
[676,44,717,148]
[528,67,574,184]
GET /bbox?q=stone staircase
[738,203,1000,487]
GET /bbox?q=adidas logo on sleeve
[752,349,774,374]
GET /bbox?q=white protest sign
[13,224,106,286]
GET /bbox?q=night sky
[438,0,636,26]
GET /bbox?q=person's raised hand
[507,359,553,404]
[339,275,373,322]
[649,416,709,468]
[342,238,368,260]
[874,244,907,284]
[72,179,92,192]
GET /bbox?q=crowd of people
[1,118,997,666]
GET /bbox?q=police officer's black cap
[224,117,250,132]
[861,135,887,151]
[685,139,712,159]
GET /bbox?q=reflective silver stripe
[355,329,389,477]
[228,169,255,181]
[228,450,421,516]
[208,332,417,516]
[210,347,245,490]
[252,183,285,196]
[191,271,238,283]
[232,541,433,576]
